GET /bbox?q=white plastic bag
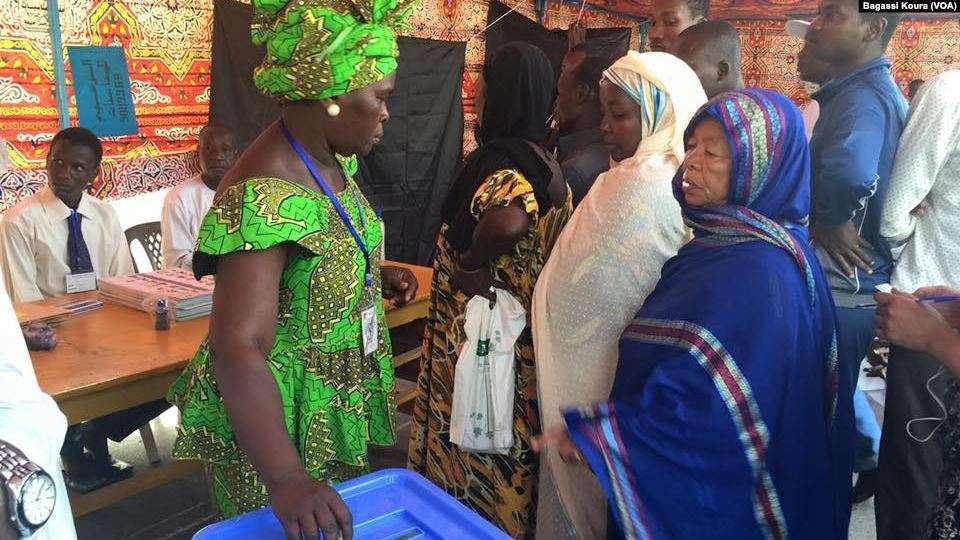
[450,288,526,455]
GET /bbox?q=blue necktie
[67,210,93,273]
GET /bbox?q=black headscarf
[441,42,557,253]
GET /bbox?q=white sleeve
[0,284,75,539]
[881,77,960,247]
[0,217,43,303]
[160,192,195,270]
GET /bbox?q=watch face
[19,472,55,527]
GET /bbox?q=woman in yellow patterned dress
[407,42,573,538]
[166,1,417,540]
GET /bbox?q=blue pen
[856,295,960,309]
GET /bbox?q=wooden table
[22,262,432,517]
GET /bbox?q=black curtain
[209,0,465,264]
[356,38,465,265]
[210,0,279,151]
[485,0,633,76]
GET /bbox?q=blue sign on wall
[67,46,138,137]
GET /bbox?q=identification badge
[362,304,379,356]
[65,272,97,293]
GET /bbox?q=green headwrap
[252,0,417,102]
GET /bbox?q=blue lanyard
[279,120,372,287]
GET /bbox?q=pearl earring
[326,103,341,117]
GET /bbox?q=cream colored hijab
[602,50,706,165]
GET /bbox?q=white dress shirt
[881,70,960,291]
[0,187,135,303]
[0,283,76,540]
[160,175,215,270]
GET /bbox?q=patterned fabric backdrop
[0,0,210,210]
[0,0,956,211]
[732,18,959,104]
[579,0,958,19]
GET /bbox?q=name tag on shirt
[65,272,97,294]
[362,305,379,356]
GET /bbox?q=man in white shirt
[882,70,960,293]
[161,125,236,269]
[0,128,167,493]
[0,283,76,540]
[875,71,960,535]
[0,127,134,302]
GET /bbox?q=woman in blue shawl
[533,89,854,539]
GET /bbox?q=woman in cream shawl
[532,51,706,538]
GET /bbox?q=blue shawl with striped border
[564,89,853,539]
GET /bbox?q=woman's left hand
[875,289,952,353]
[531,425,584,465]
[381,265,418,306]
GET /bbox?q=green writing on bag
[476,339,490,357]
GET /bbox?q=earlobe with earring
[326,102,341,117]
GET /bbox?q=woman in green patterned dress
[166,1,417,539]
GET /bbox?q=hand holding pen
[874,287,960,354]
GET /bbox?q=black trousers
[876,347,949,540]
[65,399,171,447]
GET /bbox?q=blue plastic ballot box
[193,469,509,539]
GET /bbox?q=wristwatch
[0,441,56,539]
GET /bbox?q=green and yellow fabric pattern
[167,175,395,517]
[252,0,418,101]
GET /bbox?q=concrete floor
[851,497,877,540]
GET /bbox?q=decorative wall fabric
[732,19,960,104]
[578,0,958,20]
[1,0,955,212]
[0,0,210,210]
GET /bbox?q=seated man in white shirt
[0,127,168,493]
[0,283,76,540]
[0,127,134,302]
[161,125,237,269]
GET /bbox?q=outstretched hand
[270,471,353,540]
[532,425,584,465]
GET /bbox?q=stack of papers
[98,267,215,321]
[16,298,104,327]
